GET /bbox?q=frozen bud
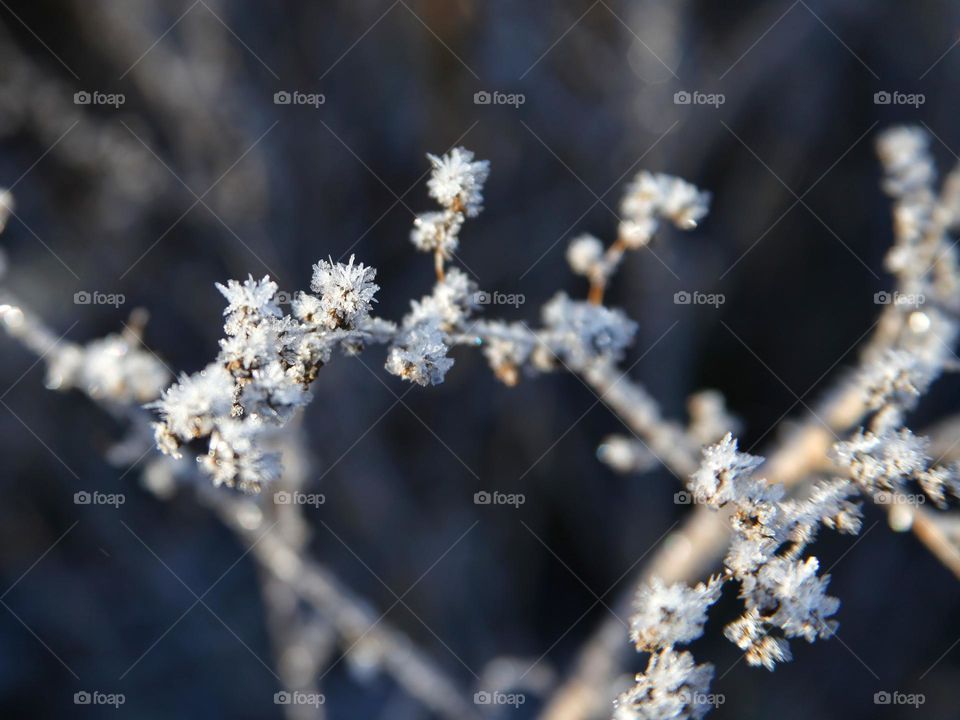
[310,255,379,330]
[597,436,656,474]
[630,577,723,651]
[566,233,604,275]
[385,318,453,386]
[689,433,765,509]
[426,147,490,217]
[411,211,462,256]
[614,648,715,720]
[215,275,282,323]
[620,172,710,249]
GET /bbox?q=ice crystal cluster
[566,174,710,300]
[409,148,489,269]
[615,126,960,720]
[144,146,718,491]
[0,302,168,404]
[6,125,960,720]
[151,263,394,492]
[616,434,860,719]
[830,127,960,511]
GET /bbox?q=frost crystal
[45,334,170,404]
[150,363,234,445]
[541,292,636,369]
[834,427,930,493]
[724,609,791,670]
[858,349,936,411]
[614,649,714,720]
[411,210,463,257]
[877,126,935,197]
[385,317,453,386]
[754,557,839,643]
[310,255,379,330]
[200,417,281,493]
[426,147,490,217]
[631,577,722,651]
[566,233,605,276]
[216,275,282,322]
[688,433,764,508]
[151,254,392,491]
[619,172,710,248]
[406,267,477,329]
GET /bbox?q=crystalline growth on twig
[613,649,715,720]
[45,333,170,404]
[426,147,490,217]
[630,577,723,652]
[566,233,605,277]
[687,433,765,508]
[723,609,791,671]
[540,292,636,369]
[310,255,380,330]
[410,210,463,258]
[385,316,454,386]
[150,363,235,453]
[753,557,840,643]
[833,426,930,494]
[619,172,711,248]
[876,126,935,198]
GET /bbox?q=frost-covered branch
[4,128,960,720]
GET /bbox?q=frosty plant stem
[2,127,960,720]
